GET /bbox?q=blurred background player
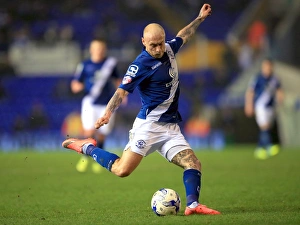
[244,58,284,159]
[70,38,122,172]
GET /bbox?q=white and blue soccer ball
[151,188,181,216]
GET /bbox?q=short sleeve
[167,37,183,55]
[119,63,148,93]
[248,75,258,90]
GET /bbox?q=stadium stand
[1,0,258,150]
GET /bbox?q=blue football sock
[84,144,119,171]
[183,169,201,206]
[259,130,272,148]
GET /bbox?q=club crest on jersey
[126,65,139,77]
[122,76,132,84]
[167,50,175,60]
[169,67,177,78]
[135,140,146,149]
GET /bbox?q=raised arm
[176,3,212,45]
[95,88,129,129]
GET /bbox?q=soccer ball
[151,188,181,216]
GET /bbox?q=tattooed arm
[95,88,129,129]
[176,3,212,45]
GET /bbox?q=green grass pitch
[1,145,300,225]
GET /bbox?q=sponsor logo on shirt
[122,76,132,84]
[151,62,162,70]
[126,65,139,77]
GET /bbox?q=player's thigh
[81,97,95,130]
[124,118,164,157]
[159,123,201,170]
[111,147,143,177]
[159,123,190,161]
[255,107,274,129]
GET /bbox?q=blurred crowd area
[0,0,299,150]
[1,0,297,71]
[0,0,256,74]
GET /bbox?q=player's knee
[260,124,271,131]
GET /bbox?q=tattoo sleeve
[177,17,204,44]
[107,91,123,114]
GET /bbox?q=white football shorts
[124,118,191,161]
[81,96,115,135]
[255,106,275,128]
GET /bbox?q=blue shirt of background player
[251,73,281,108]
[74,58,120,105]
[119,37,183,123]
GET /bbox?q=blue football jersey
[119,37,183,123]
[249,73,281,108]
[73,57,120,105]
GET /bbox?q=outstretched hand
[199,3,212,19]
[95,114,110,129]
